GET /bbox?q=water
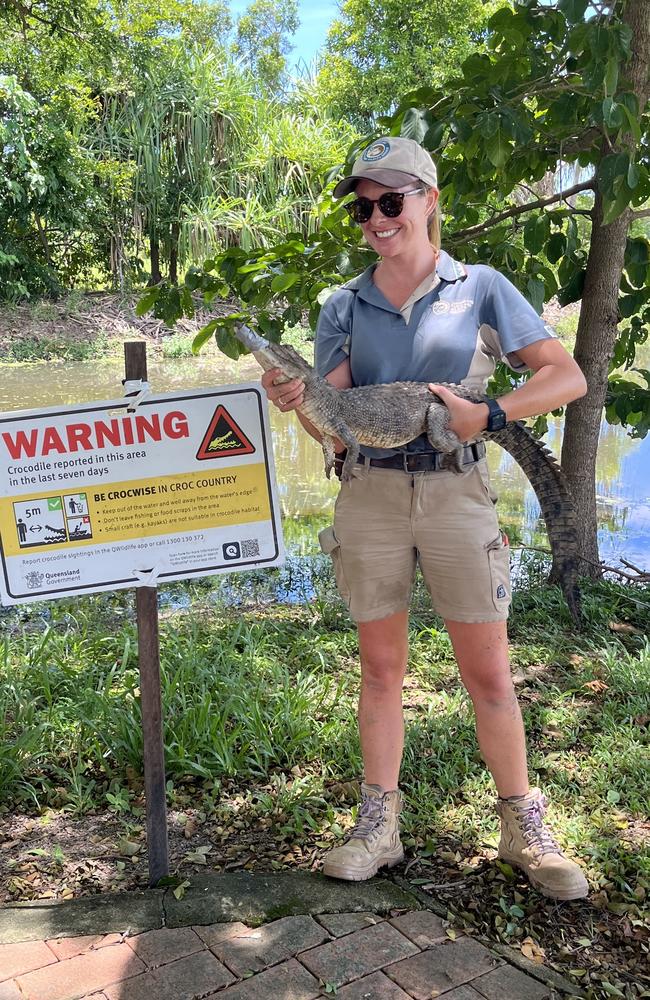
[1,353,648,576]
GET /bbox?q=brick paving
[0,910,560,1000]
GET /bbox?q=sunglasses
[344,187,424,224]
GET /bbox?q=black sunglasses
[344,187,424,224]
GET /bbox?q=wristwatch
[484,398,507,432]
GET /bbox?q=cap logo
[362,141,390,162]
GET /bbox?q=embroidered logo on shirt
[496,584,507,599]
[362,141,390,162]
[431,299,474,315]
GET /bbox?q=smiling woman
[260,134,590,901]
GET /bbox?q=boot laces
[346,795,386,842]
[518,795,560,855]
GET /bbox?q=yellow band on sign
[0,463,270,557]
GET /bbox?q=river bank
[0,291,579,364]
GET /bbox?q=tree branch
[450,178,596,244]
[631,208,650,219]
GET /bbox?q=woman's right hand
[261,368,305,412]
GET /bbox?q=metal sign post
[124,342,169,886]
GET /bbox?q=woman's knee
[360,653,406,692]
[461,664,516,706]
[358,611,409,692]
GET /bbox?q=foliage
[0,74,101,300]
[234,0,299,95]
[0,0,349,299]
[315,0,504,124]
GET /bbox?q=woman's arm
[429,338,587,442]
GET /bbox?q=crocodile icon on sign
[196,405,255,461]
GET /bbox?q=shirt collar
[342,249,466,297]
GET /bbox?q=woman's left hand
[428,384,488,443]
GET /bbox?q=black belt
[335,441,485,477]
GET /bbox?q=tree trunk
[561,0,650,576]
[149,231,162,286]
[169,221,179,285]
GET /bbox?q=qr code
[241,538,260,558]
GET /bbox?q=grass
[1,332,116,363]
[1,534,648,997]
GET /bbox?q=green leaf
[270,272,299,293]
[526,277,546,315]
[192,319,219,356]
[558,0,589,24]
[217,326,245,361]
[557,269,585,307]
[401,107,433,144]
[545,232,567,264]
[135,287,159,317]
[523,215,549,254]
[604,57,619,96]
[485,131,511,169]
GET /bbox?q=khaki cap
[333,137,438,198]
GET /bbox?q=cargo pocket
[318,525,352,608]
[485,532,511,613]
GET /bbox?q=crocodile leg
[321,435,337,479]
[425,402,465,472]
[304,411,360,481]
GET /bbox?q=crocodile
[233,322,581,622]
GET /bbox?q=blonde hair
[422,184,441,251]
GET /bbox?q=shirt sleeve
[314,288,355,377]
[480,270,557,372]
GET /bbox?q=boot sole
[498,852,589,901]
[322,847,405,882]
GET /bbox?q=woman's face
[353,178,438,258]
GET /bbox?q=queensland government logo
[25,570,44,590]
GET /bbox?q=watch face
[487,400,507,431]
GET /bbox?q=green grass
[1,552,648,998]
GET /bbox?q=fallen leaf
[583,679,609,694]
[520,936,546,964]
[183,818,198,839]
[117,839,141,857]
[173,880,191,900]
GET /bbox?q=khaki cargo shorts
[318,459,511,624]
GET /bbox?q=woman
[262,137,588,900]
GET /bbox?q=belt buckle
[404,452,437,473]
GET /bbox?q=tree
[234,0,299,95]
[316,0,504,124]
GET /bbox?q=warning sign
[196,405,255,461]
[0,385,284,604]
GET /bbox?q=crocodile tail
[490,422,582,625]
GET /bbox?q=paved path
[0,874,575,999]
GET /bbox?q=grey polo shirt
[314,249,556,458]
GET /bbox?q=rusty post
[124,341,169,886]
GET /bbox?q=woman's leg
[446,618,588,899]
[321,610,408,880]
[357,609,409,790]
[445,619,528,798]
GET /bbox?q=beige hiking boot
[496,788,589,900]
[322,782,404,881]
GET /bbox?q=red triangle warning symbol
[196,405,256,461]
